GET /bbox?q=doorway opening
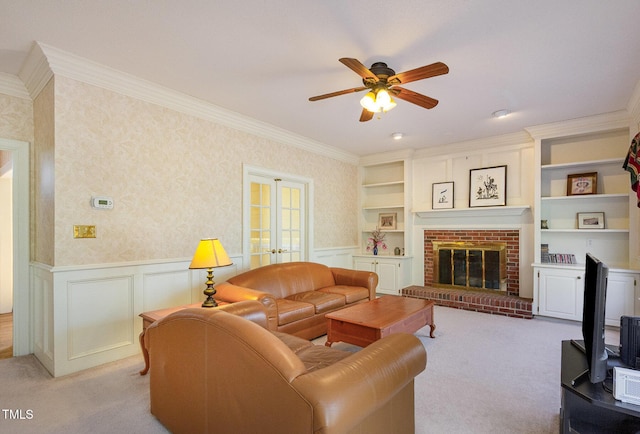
[0,138,30,358]
[0,149,13,359]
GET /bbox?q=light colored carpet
[0,306,620,433]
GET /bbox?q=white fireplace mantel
[413,205,530,219]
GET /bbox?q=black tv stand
[561,340,640,433]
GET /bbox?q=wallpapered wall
[0,93,33,143]
[45,76,357,266]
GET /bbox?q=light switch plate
[74,225,96,238]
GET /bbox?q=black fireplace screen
[434,242,506,291]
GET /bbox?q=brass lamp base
[201,268,218,308]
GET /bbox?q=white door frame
[243,164,314,268]
[0,138,30,356]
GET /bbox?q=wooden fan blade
[309,86,367,101]
[359,108,374,122]
[388,62,449,85]
[339,58,379,82]
[393,87,439,109]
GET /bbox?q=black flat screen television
[580,253,610,383]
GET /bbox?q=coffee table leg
[429,323,436,338]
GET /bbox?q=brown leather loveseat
[145,301,426,434]
[215,262,378,339]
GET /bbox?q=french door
[245,167,309,269]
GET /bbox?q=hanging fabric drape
[623,132,640,207]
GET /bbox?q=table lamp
[189,238,232,307]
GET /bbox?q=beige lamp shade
[189,238,232,269]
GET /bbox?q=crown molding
[0,73,30,100]
[525,110,630,140]
[19,42,358,165]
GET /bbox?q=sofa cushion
[272,331,314,354]
[286,291,345,314]
[295,345,352,373]
[276,299,315,325]
[317,285,370,304]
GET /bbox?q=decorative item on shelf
[189,238,232,307]
[432,181,454,209]
[366,227,387,256]
[547,253,577,264]
[577,212,605,229]
[378,212,397,230]
[541,220,549,229]
[541,244,550,263]
[469,165,507,207]
[394,247,401,256]
[567,172,597,196]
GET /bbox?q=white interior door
[246,171,308,269]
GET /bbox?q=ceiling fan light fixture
[360,91,380,113]
[382,97,397,112]
[360,88,397,113]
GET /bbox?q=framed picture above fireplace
[432,182,454,209]
[469,165,507,207]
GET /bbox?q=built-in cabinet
[537,266,638,326]
[356,154,412,293]
[353,255,412,295]
[528,112,639,323]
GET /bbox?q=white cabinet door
[375,259,400,295]
[537,267,584,321]
[353,257,376,273]
[353,256,408,295]
[605,272,637,327]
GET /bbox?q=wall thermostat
[91,196,114,209]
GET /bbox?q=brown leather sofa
[145,301,426,434]
[214,262,378,340]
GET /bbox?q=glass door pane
[249,180,276,269]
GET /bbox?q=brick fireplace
[403,229,533,319]
[425,230,520,296]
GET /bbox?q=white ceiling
[2,1,640,157]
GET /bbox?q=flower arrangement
[366,227,387,254]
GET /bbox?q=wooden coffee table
[325,295,435,348]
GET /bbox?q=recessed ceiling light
[391,132,404,140]
[492,109,510,118]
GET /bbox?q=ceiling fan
[309,58,449,122]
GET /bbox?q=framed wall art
[432,182,454,209]
[577,212,605,229]
[469,165,507,207]
[378,212,397,230]
[567,172,597,196]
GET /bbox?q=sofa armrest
[330,267,378,300]
[215,282,278,330]
[292,333,426,434]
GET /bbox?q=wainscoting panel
[32,264,54,373]
[67,275,135,360]
[313,247,359,268]
[143,266,192,312]
[30,251,354,376]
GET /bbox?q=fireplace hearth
[402,229,532,318]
